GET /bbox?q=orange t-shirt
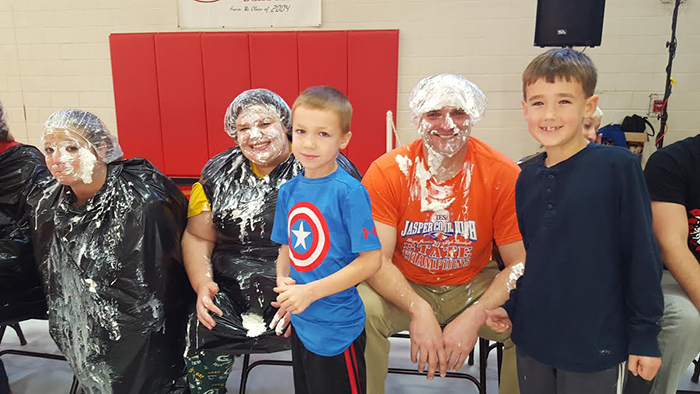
[362,137,522,286]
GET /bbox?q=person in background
[582,106,604,144]
[0,99,50,394]
[644,133,700,394]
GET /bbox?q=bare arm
[652,201,700,310]
[442,240,525,371]
[311,249,381,299]
[181,211,222,329]
[182,212,217,290]
[366,221,433,318]
[365,221,446,379]
[270,245,294,337]
[276,244,291,286]
[467,240,526,318]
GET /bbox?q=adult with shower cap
[182,88,361,393]
[360,74,526,394]
[31,109,191,394]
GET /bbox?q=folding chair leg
[468,348,475,366]
[692,358,699,384]
[479,338,488,394]
[9,324,27,346]
[496,342,503,383]
[239,354,252,394]
[69,376,80,394]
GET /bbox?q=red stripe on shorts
[344,347,359,394]
[350,344,362,394]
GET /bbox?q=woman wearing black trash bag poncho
[30,110,192,394]
[182,88,360,392]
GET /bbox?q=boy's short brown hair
[522,48,598,99]
[292,86,352,133]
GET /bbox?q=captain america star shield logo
[288,201,330,272]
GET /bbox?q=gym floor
[1,319,698,393]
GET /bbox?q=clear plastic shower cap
[44,109,124,164]
[224,89,292,141]
[408,74,488,127]
[0,99,9,140]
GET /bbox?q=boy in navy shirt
[485,48,664,393]
[271,86,382,394]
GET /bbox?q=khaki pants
[358,262,519,394]
[650,271,700,394]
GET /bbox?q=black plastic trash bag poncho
[30,158,193,394]
[0,145,50,324]
[185,147,360,357]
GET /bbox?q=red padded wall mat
[109,34,165,171]
[249,32,299,108]
[348,30,399,175]
[202,32,251,157]
[110,30,398,177]
[155,33,210,177]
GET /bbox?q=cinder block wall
[1,0,698,161]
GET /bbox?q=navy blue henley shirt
[502,143,663,372]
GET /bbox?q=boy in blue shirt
[485,48,664,393]
[271,86,382,394]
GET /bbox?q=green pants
[185,352,235,394]
[358,262,520,394]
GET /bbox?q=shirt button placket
[545,173,555,216]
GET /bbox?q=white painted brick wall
[0,0,698,162]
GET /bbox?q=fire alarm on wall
[648,94,664,118]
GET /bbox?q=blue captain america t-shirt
[271,167,381,357]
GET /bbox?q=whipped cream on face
[44,131,99,185]
[236,106,288,167]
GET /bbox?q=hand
[273,283,315,314]
[270,277,296,336]
[628,355,662,381]
[442,309,481,372]
[196,281,223,330]
[485,307,512,333]
[408,305,446,381]
[276,276,296,288]
[268,304,292,338]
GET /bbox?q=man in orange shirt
[360,74,526,394]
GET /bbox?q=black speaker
[534,0,606,47]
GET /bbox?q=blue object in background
[598,124,628,147]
